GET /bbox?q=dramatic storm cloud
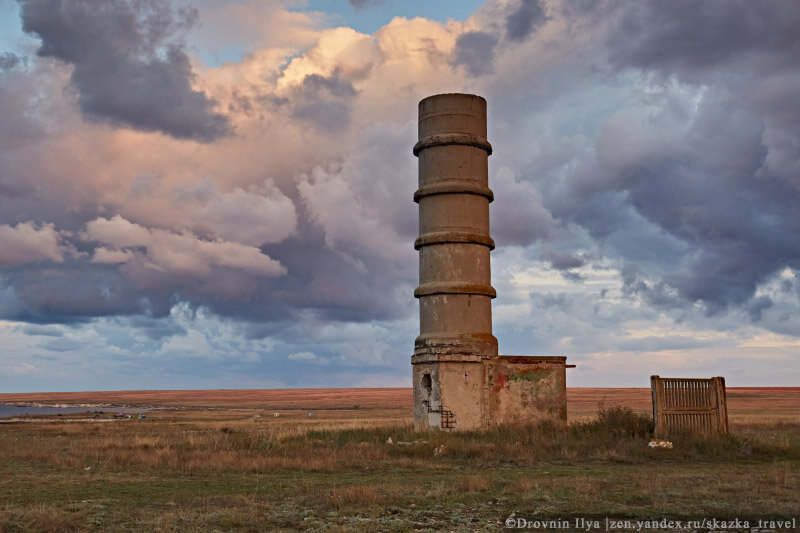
[0,0,798,391]
[18,0,229,141]
[559,0,800,314]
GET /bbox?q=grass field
[1,388,799,532]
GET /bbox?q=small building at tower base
[413,355,568,431]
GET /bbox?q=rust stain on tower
[412,93,569,431]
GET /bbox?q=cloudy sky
[1,0,798,393]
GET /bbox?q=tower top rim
[418,93,486,106]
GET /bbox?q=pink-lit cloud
[0,222,64,266]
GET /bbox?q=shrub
[590,404,654,438]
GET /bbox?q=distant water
[0,404,150,418]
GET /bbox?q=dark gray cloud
[452,31,497,77]
[289,71,357,133]
[261,230,414,324]
[542,250,586,271]
[543,0,800,318]
[566,116,800,315]
[605,0,800,79]
[1,262,162,323]
[505,0,546,41]
[19,0,229,142]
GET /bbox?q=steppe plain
[1,387,798,532]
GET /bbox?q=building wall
[413,356,567,430]
[486,356,567,426]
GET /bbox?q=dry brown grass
[455,474,492,493]
[321,484,408,508]
[2,388,799,531]
[503,477,539,494]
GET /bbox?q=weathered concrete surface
[487,356,568,425]
[412,93,568,431]
[413,93,497,362]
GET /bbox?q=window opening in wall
[421,373,432,392]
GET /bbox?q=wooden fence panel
[651,376,728,437]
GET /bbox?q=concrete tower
[412,94,496,429]
[412,94,569,431]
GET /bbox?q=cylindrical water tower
[412,93,497,430]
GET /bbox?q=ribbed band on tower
[412,93,498,361]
